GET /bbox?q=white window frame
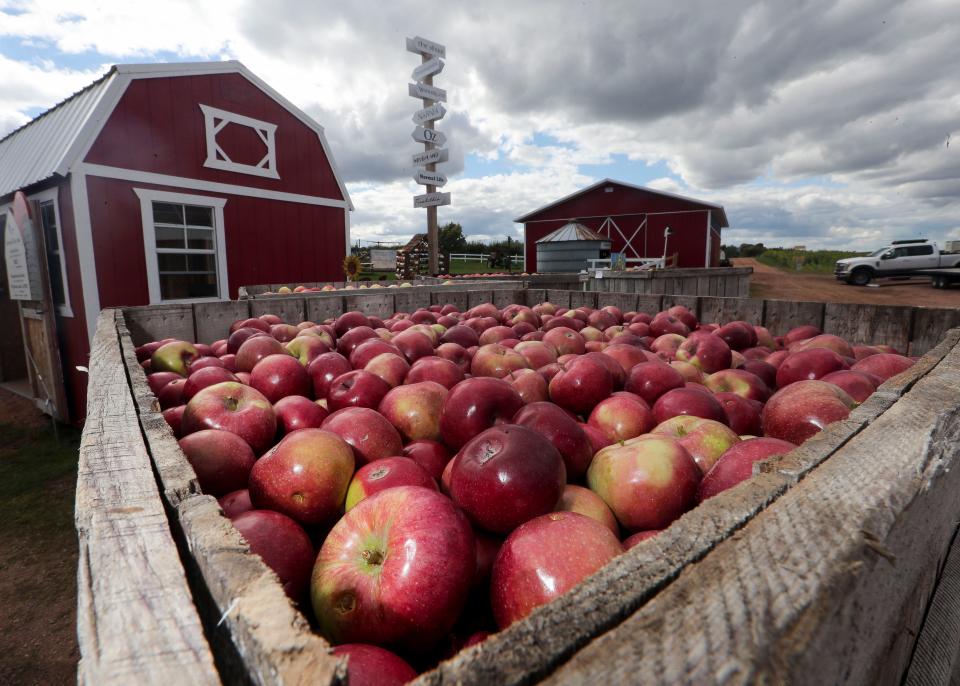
[199,104,279,179]
[134,188,229,305]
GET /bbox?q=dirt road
[733,258,960,308]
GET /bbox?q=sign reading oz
[414,192,451,208]
[411,126,447,146]
[412,148,449,166]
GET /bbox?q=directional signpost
[406,34,449,276]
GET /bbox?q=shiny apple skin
[311,486,474,651]
[401,440,451,481]
[232,509,315,601]
[321,407,403,466]
[555,484,619,535]
[450,424,566,534]
[439,377,524,451]
[345,457,437,510]
[178,429,257,496]
[513,401,594,479]
[331,644,417,686]
[698,437,796,501]
[378,381,447,443]
[490,511,623,629]
[181,381,277,455]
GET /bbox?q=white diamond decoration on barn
[199,104,279,179]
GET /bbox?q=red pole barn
[0,61,352,423]
[516,179,728,273]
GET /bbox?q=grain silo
[535,222,612,272]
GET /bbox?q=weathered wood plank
[493,289,525,309]
[76,309,219,685]
[546,290,572,308]
[344,293,394,318]
[635,294,663,314]
[123,304,196,346]
[193,300,250,344]
[910,307,960,356]
[545,335,960,686]
[306,295,346,323]
[467,290,494,308]
[433,289,468,312]
[761,299,826,336]
[569,291,597,310]
[524,289,547,308]
[394,289,432,313]
[698,296,765,326]
[248,297,306,325]
[824,302,915,353]
[597,292,638,314]
[660,294,699,317]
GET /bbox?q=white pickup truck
[834,240,960,285]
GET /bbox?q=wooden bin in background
[76,287,960,685]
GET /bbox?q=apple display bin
[76,288,960,686]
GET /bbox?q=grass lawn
[0,405,80,684]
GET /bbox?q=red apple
[147,371,182,395]
[330,644,417,686]
[336,326,379,358]
[441,325,480,348]
[392,330,435,363]
[703,368,770,402]
[819,370,881,402]
[311,486,474,650]
[321,407,403,465]
[851,353,915,381]
[162,405,185,437]
[586,434,700,531]
[555,484,619,535]
[513,401,594,479]
[233,510,314,601]
[250,354,312,403]
[183,366,240,402]
[406,356,465,389]
[601,343,648,374]
[650,314,690,338]
[742,359,777,389]
[345,457,437,510]
[226,327,266,355]
[274,395,328,436]
[450,424,566,534]
[189,356,225,371]
[542,328,586,356]
[334,311,371,337]
[698,437,797,501]
[504,368,549,405]
[231,317,270,334]
[307,352,352,399]
[514,340,558,370]
[270,323,300,343]
[490,511,622,629]
[676,334,732,373]
[249,428,354,525]
[150,340,200,376]
[236,335,287,373]
[548,356,614,417]
[624,361,685,405]
[713,392,763,436]
[181,382,277,454]
[439,377,524,450]
[218,489,252,518]
[470,343,528,379]
[378,381,447,443]
[434,342,471,374]
[652,387,727,425]
[327,370,391,411]
[587,393,654,443]
[157,378,188,409]
[178,429,257,496]
[785,325,822,344]
[218,353,238,372]
[790,334,854,359]
[775,348,849,388]
[348,337,401,369]
[761,380,857,445]
[651,416,740,474]
[714,321,757,351]
[650,333,686,361]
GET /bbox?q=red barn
[0,61,352,423]
[516,179,728,272]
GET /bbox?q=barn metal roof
[0,68,116,197]
[536,222,608,243]
[514,178,729,227]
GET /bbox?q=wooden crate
[77,286,960,685]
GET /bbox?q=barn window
[134,189,229,304]
[199,104,279,179]
[29,188,73,317]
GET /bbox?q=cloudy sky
[1,0,958,249]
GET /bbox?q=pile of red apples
[138,301,915,683]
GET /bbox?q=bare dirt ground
[733,258,960,308]
[0,389,79,685]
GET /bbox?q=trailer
[918,268,960,289]
[77,286,960,685]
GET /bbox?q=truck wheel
[932,275,945,289]
[848,269,872,286]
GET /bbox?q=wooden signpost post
[407,34,448,275]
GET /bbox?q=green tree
[438,222,467,255]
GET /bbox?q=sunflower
[343,254,362,281]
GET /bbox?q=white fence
[449,253,524,264]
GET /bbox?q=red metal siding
[85,74,343,200]
[522,183,717,272]
[88,176,346,308]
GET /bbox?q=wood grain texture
[194,300,250,344]
[394,289,432,313]
[910,307,960,357]
[597,292,639,315]
[546,290,572,308]
[545,333,960,686]
[569,291,598,310]
[467,290,494,308]
[344,293,394,318]
[660,294,699,314]
[698,297,765,326]
[493,288,526,309]
[433,289,468,312]
[123,304,196,346]
[249,297,306,325]
[76,309,219,685]
[761,299,826,337]
[635,294,664,314]
[824,302,915,352]
[305,294,345,323]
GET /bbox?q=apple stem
[362,549,384,566]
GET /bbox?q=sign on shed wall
[4,191,42,301]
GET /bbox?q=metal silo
[535,222,612,272]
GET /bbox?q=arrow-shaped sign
[406,36,446,59]
[412,103,446,125]
[409,82,447,103]
[413,170,448,187]
[411,57,444,82]
[414,192,451,208]
[412,148,449,167]
[411,126,447,147]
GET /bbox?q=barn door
[3,191,69,421]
